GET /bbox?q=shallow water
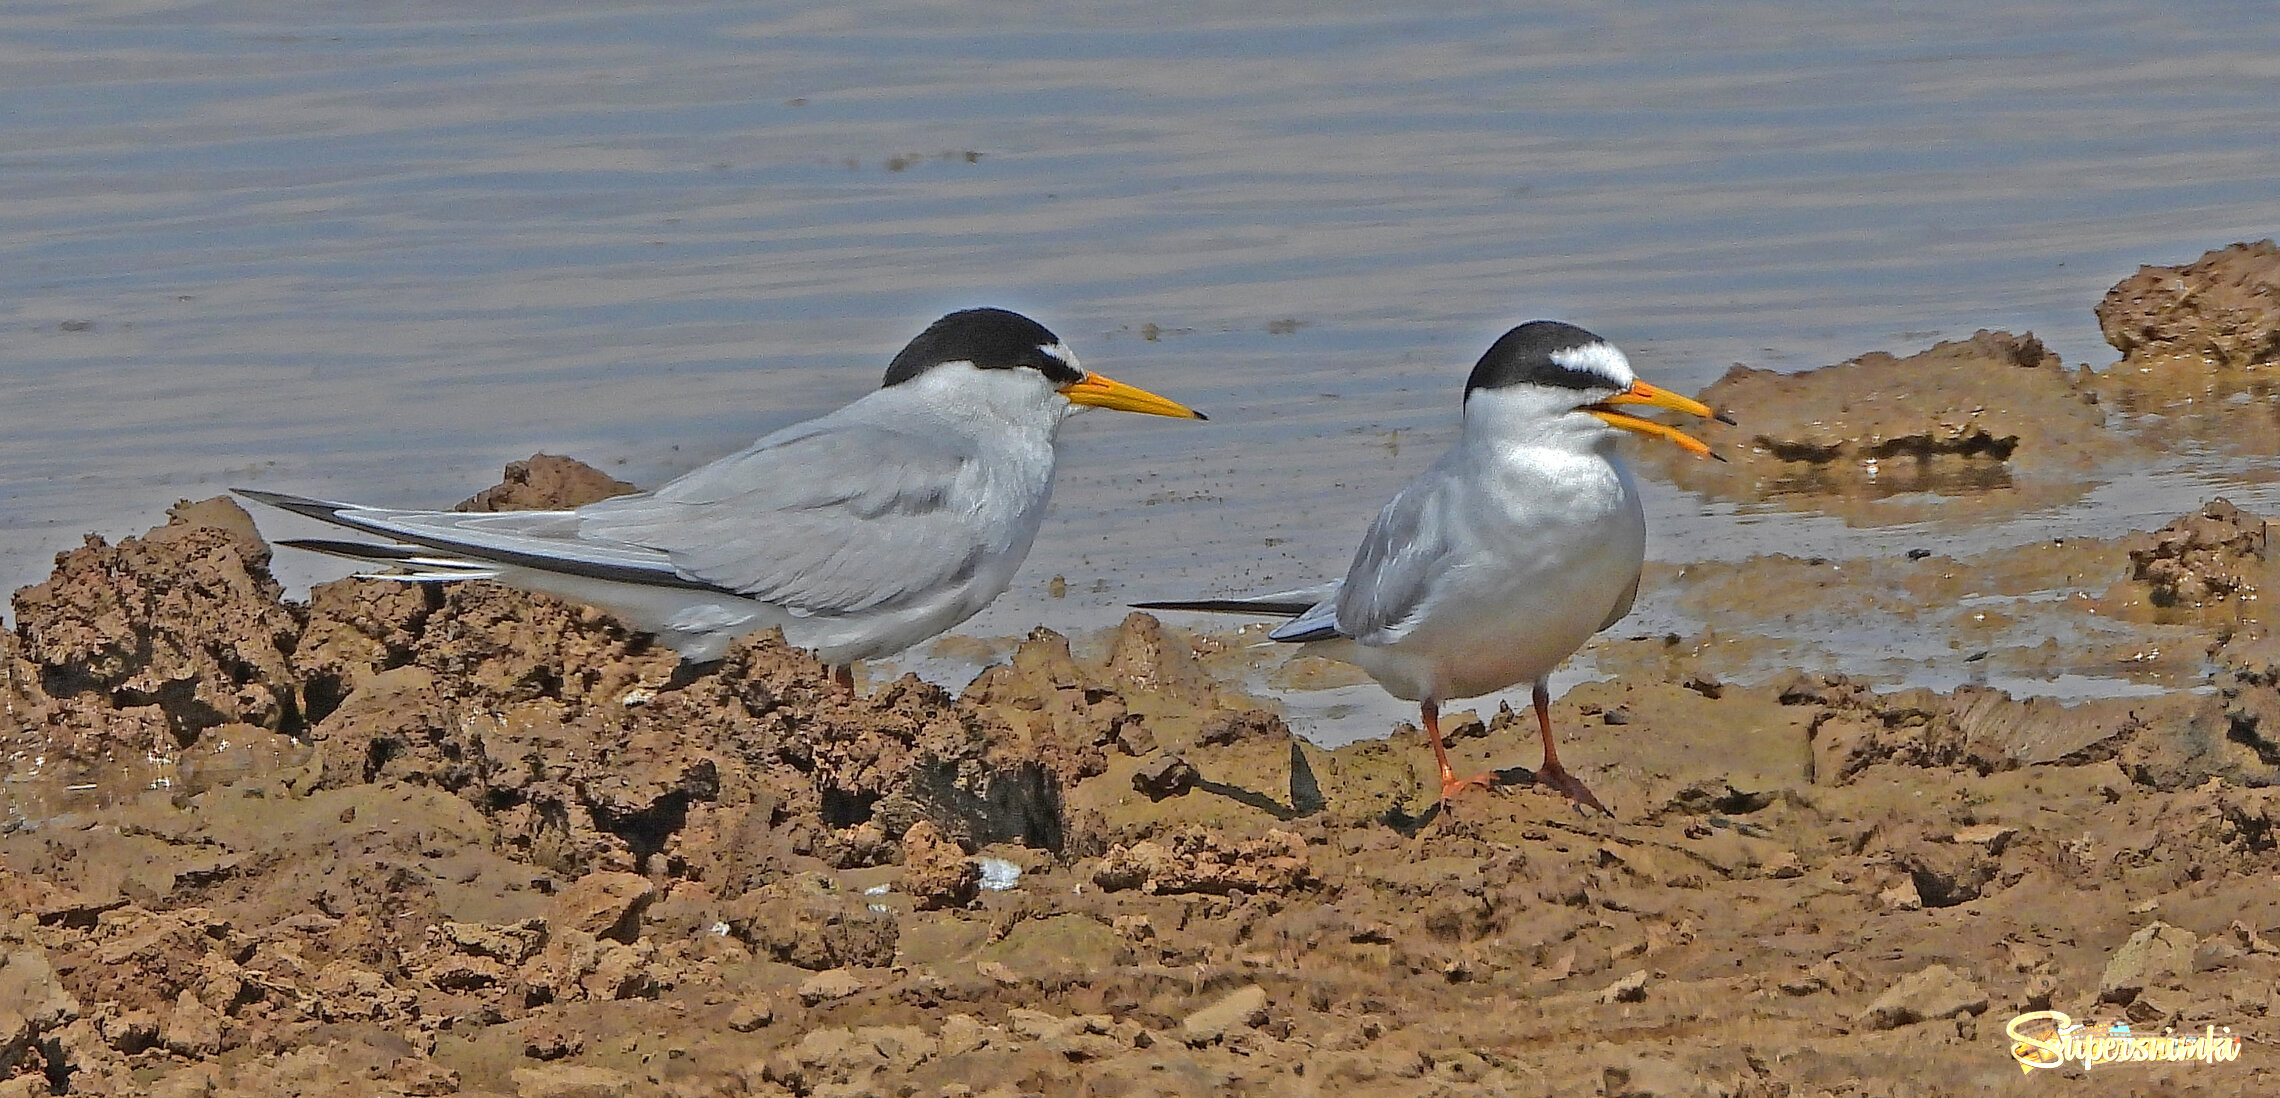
[6,1,2279,704]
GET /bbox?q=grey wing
[1331,472,1460,645]
[577,420,994,614]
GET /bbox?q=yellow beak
[1060,372,1208,420]
[1586,380,1727,459]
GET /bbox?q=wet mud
[5,245,2280,1095]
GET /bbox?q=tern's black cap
[882,308,1080,388]
[1463,320,1621,400]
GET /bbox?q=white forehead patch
[1549,341,1635,387]
[1037,342,1075,366]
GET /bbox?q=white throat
[898,361,1072,435]
[1461,383,1621,456]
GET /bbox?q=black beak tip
[1714,410,1739,426]
[1192,409,1210,422]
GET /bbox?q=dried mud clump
[289,454,671,720]
[11,498,301,740]
[452,452,638,513]
[2139,501,2280,787]
[960,628,1130,787]
[1646,330,2130,523]
[6,499,305,805]
[2125,498,2278,611]
[724,873,900,970]
[896,819,980,911]
[2097,239,2280,371]
[1777,634,2280,793]
[1780,674,2147,785]
[1091,826,1311,895]
[2088,240,2280,452]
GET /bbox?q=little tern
[1138,321,1727,814]
[239,307,1205,687]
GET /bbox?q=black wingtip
[276,537,422,563]
[1133,598,1307,616]
[232,487,350,523]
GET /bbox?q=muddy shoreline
[5,244,2280,1096]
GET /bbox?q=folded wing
[577,420,993,615]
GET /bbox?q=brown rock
[1645,330,2124,523]
[796,967,867,1006]
[1853,964,1988,1029]
[95,1009,159,1055]
[1005,1010,1122,1061]
[1896,835,1997,908]
[1181,985,1267,1045]
[1093,827,1310,896]
[1111,717,1157,757]
[725,874,899,971]
[727,995,776,1033]
[414,581,666,709]
[2087,242,2280,449]
[305,666,470,789]
[898,820,979,911]
[519,1017,586,1061]
[159,989,222,1057]
[2126,499,2279,610]
[433,918,550,965]
[2099,922,2197,1005]
[958,627,1124,786]
[549,871,656,942]
[410,929,520,992]
[765,1024,939,1092]
[1196,707,1287,747]
[718,634,1068,853]
[11,498,300,740]
[974,914,1128,987]
[1600,969,1650,1004]
[2097,240,2280,370]
[1601,1055,1718,1098]
[0,947,78,1033]
[0,1009,30,1078]
[1950,822,2019,854]
[1102,612,1212,700]
[291,575,436,716]
[1805,678,2147,785]
[520,929,659,1003]
[937,1013,991,1057]
[1131,753,1199,800]
[510,1063,637,1098]
[307,960,415,1023]
[1876,878,1922,911]
[456,454,638,513]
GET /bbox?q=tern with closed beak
[240,307,1205,689]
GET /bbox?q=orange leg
[1422,700,1496,808]
[1528,682,1611,816]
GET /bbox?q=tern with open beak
[1138,320,1728,814]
